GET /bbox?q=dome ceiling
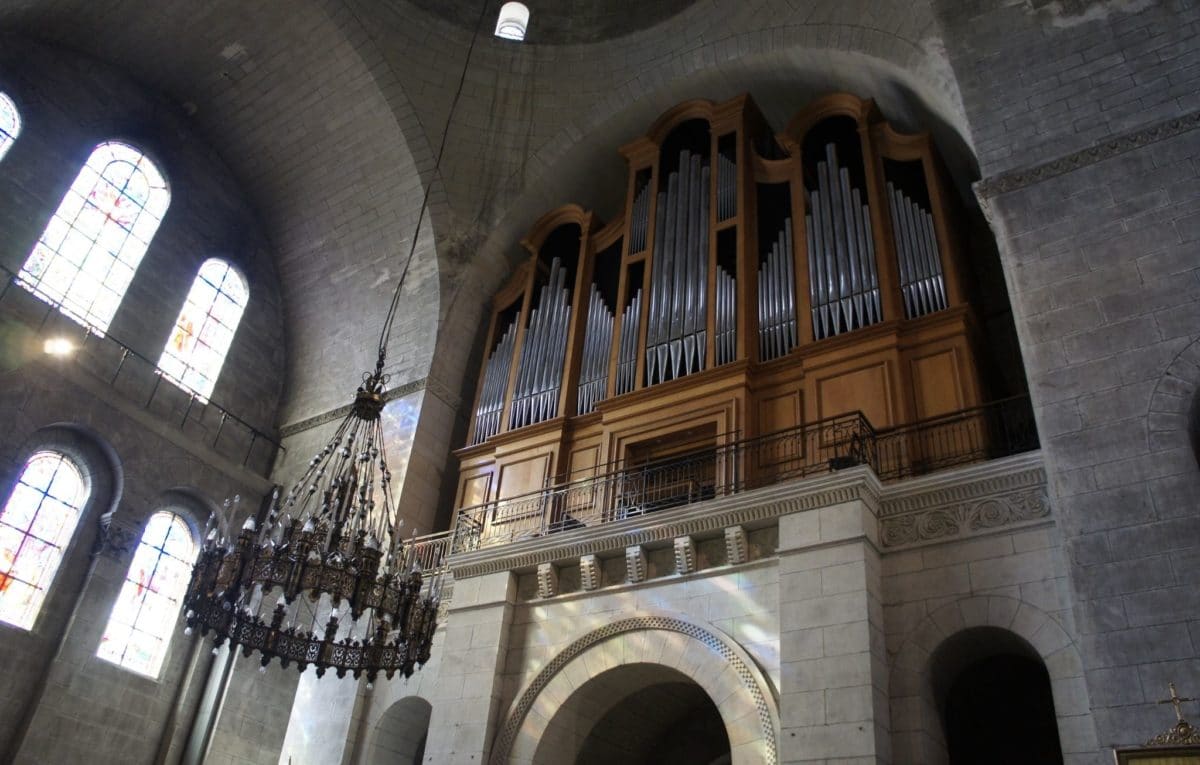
[400,0,701,44]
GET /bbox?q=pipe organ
[457,93,986,527]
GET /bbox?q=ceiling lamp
[181,0,496,684]
[495,2,529,41]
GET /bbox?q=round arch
[889,595,1095,763]
[1147,335,1200,469]
[368,696,433,765]
[491,615,778,765]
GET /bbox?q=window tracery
[158,258,248,400]
[18,141,170,333]
[97,511,195,677]
[0,451,88,629]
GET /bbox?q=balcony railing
[0,266,282,474]
[451,396,1038,554]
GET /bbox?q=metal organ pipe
[806,143,882,341]
[886,181,947,319]
[509,257,572,430]
[715,266,736,366]
[472,319,516,444]
[576,284,614,415]
[646,149,710,385]
[757,215,798,361]
[615,288,641,395]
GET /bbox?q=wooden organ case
[455,93,985,535]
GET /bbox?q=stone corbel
[625,545,647,583]
[673,536,696,575]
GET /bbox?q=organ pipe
[715,266,736,366]
[615,288,641,395]
[806,143,881,341]
[887,182,947,319]
[472,318,516,445]
[758,216,797,361]
[576,284,614,415]
[647,149,709,385]
[509,257,572,430]
[466,94,967,445]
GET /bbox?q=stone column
[777,475,888,764]
[423,570,517,764]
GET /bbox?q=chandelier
[182,358,439,682]
[182,0,497,685]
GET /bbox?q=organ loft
[455,93,989,540]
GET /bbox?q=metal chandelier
[181,0,495,683]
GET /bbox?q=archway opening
[932,627,1064,765]
[368,696,431,765]
[534,663,731,765]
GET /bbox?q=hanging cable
[372,0,493,372]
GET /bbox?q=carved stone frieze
[880,487,1050,548]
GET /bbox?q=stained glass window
[0,451,88,630]
[0,92,19,161]
[98,511,195,677]
[17,141,169,334]
[158,259,247,401]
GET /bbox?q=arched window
[97,511,195,677]
[18,141,169,334]
[0,91,20,161]
[157,259,248,400]
[0,451,88,629]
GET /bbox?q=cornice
[974,109,1200,199]
[445,453,1051,577]
[877,452,1051,550]
[448,467,881,579]
[876,451,1046,518]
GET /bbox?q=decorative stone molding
[974,109,1200,200]
[879,453,1050,548]
[725,525,748,565]
[579,554,600,590]
[490,615,779,765]
[536,562,558,599]
[673,536,696,575]
[880,487,1050,548]
[449,468,880,579]
[625,545,647,583]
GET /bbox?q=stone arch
[1147,335,1200,468]
[368,696,433,765]
[889,595,1095,764]
[491,615,778,765]
[7,422,124,526]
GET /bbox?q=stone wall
[937,0,1200,746]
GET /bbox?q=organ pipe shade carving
[805,143,881,341]
[510,257,572,430]
[647,150,709,385]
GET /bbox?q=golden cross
[1157,683,1195,722]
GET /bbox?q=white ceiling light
[495,2,529,41]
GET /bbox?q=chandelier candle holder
[183,366,440,682]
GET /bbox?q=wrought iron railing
[405,530,454,573]
[450,396,1038,554]
[0,266,282,474]
[452,412,876,553]
[874,396,1040,480]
